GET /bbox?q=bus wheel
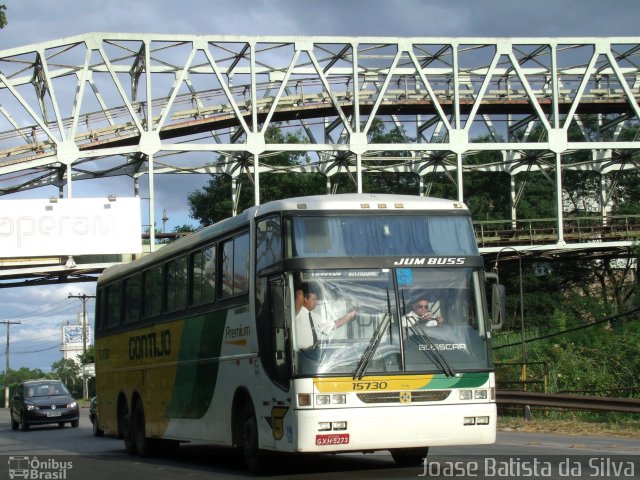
[390,447,429,467]
[241,403,270,474]
[123,411,137,455]
[92,414,104,437]
[132,401,153,457]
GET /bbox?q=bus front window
[292,269,402,376]
[291,267,491,376]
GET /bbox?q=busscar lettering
[419,343,467,351]
[129,330,171,360]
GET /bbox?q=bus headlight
[318,422,332,431]
[474,390,488,400]
[315,395,331,405]
[459,390,473,400]
[332,394,346,404]
[476,416,490,425]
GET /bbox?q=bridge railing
[474,214,640,248]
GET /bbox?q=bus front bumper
[294,402,496,453]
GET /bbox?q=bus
[94,193,502,472]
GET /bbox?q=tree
[77,344,95,365]
[187,127,325,226]
[0,5,6,29]
[50,358,81,394]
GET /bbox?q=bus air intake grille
[356,390,451,404]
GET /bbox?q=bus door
[263,276,292,449]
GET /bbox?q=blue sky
[1,0,639,372]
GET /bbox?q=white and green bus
[94,193,501,472]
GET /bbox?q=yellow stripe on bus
[314,375,434,392]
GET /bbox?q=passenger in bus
[295,285,357,348]
[402,298,443,328]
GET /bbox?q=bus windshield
[290,215,478,257]
[292,267,491,376]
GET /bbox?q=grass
[498,414,640,438]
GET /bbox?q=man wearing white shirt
[402,298,443,328]
[294,286,357,349]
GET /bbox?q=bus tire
[92,414,104,437]
[390,447,429,467]
[132,401,153,457]
[123,412,137,455]
[241,402,270,474]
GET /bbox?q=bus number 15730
[352,381,388,390]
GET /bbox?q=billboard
[0,197,142,257]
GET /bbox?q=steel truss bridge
[1,34,640,286]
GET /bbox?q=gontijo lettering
[129,330,171,360]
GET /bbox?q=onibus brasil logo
[8,456,73,479]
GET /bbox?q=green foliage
[77,344,95,365]
[0,5,6,29]
[50,358,81,394]
[187,126,325,226]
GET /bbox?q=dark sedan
[10,380,79,431]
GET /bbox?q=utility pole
[2,320,21,408]
[68,293,95,400]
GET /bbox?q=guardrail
[474,214,640,247]
[496,390,640,414]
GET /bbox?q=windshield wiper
[408,321,456,377]
[353,292,393,380]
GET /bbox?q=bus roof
[98,194,469,285]
[251,193,468,216]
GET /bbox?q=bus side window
[105,282,122,328]
[123,274,141,323]
[221,232,249,298]
[256,216,282,271]
[191,244,215,306]
[165,255,187,312]
[143,265,162,318]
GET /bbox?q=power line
[492,307,640,350]
[2,299,84,324]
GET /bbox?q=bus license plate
[315,434,349,446]
[47,411,62,417]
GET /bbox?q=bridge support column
[231,176,238,217]
[555,152,565,245]
[456,152,463,202]
[510,175,517,230]
[600,174,608,226]
[148,153,156,251]
[253,153,260,206]
[356,153,363,194]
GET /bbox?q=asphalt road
[0,407,638,479]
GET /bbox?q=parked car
[89,396,103,436]
[10,380,79,431]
